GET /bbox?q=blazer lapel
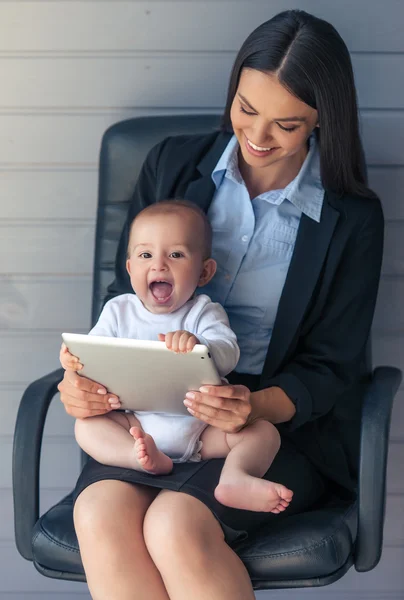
[261,193,341,379]
[183,132,232,211]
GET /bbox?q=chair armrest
[354,365,402,572]
[13,368,64,561]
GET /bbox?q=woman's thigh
[74,479,159,538]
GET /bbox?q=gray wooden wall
[1,1,403,598]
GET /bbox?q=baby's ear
[126,258,131,275]
[198,258,217,287]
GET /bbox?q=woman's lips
[244,134,278,157]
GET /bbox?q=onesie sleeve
[194,300,240,378]
[88,298,119,337]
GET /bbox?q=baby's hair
[127,199,212,258]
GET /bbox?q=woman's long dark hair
[222,10,375,198]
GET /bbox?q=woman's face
[230,68,319,173]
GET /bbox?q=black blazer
[107,131,384,493]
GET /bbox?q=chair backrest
[92,114,221,323]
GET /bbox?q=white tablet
[62,333,222,415]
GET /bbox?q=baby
[60,200,293,513]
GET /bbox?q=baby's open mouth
[149,281,173,302]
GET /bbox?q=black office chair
[13,115,402,590]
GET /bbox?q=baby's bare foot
[214,474,293,513]
[129,427,173,475]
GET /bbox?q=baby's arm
[59,343,83,372]
[193,302,240,377]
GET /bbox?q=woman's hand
[183,384,252,433]
[58,370,121,419]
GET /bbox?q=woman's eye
[277,123,298,133]
[240,105,256,116]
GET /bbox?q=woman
[58,9,383,599]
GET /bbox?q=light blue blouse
[199,134,324,375]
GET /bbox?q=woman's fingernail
[184,400,192,408]
[199,386,209,393]
[187,407,195,415]
[97,388,106,395]
[185,392,195,400]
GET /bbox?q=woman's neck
[238,145,308,200]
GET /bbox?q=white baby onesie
[89,294,240,462]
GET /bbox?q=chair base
[33,556,354,590]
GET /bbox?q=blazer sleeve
[104,139,170,302]
[263,198,384,431]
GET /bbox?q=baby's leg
[202,421,293,513]
[75,412,173,475]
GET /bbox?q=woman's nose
[251,120,274,145]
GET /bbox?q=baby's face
[126,211,212,314]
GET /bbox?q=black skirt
[72,372,329,545]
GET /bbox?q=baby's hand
[158,331,199,354]
[59,343,83,371]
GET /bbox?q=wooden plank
[1,54,402,110]
[384,494,404,547]
[0,385,74,437]
[373,334,404,376]
[0,109,219,165]
[386,442,403,494]
[0,170,98,220]
[362,112,404,166]
[0,111,402,167]
[382,222,404,277]
[0,333,63,384]
[0,108,404,168]
[0,223,94,275]
[1,167,403,221]
[0,541,88,593]
[353,55,404,110]
[390,388,404,442]
[373,277,404,334]
[324,547,404,592]
[1,271,399,335]
[368,167,404,221]
[1,1,403,53]
[0,219,400,278]
[0,276,92,330]
[0,436,80,489]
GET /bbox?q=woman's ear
[198,258,217,287]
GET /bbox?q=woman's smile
[244,134,279,157]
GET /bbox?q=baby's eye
[170,252,184,259]
[139,252,152,259]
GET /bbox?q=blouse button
[241,235,249,242]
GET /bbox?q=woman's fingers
[199,384,250,401]
[58,370,120,418]
[184,384,252,432]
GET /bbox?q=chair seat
[31,493,357,587]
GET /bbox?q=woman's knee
[74,480,156,538]
[143,490,225,564]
